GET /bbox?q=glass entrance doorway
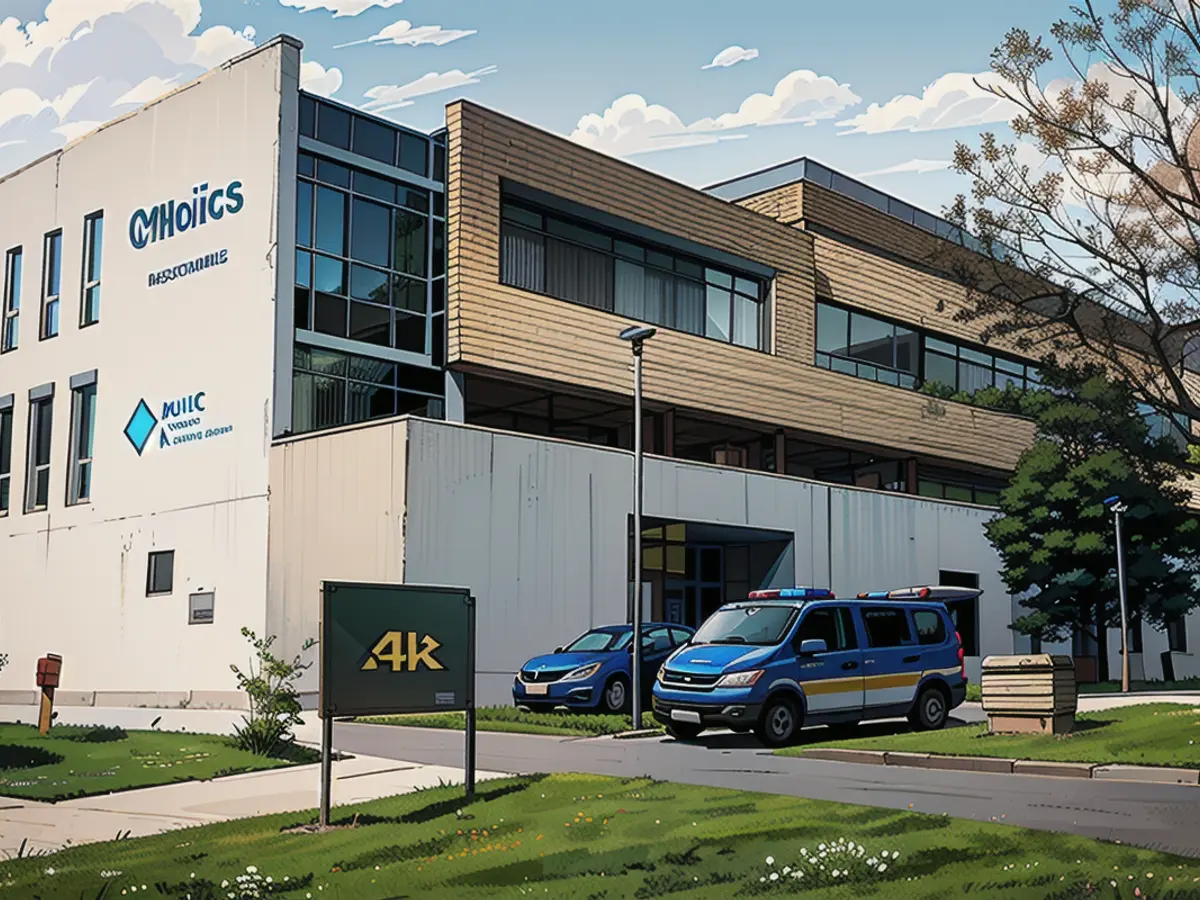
[663,545,724,629]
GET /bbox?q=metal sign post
[320,582,477,814]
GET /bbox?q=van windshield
[692,605,798,646]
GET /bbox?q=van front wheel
[909,685,949,731]
[754,696,801,747]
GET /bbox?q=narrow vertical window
[25,389,54,512]
[81,212,103,326]
[41,231,62,340]
[0,399,12,514]
[2,247,20,352]
[67,375,97,505]
[147,550,175,595]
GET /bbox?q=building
[0,36,1194,710]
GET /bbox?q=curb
[611,729,666,741]
[799,748,1199,785]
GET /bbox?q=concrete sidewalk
[0,751,513,858]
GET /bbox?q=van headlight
[716,669,764,688]
[561,663,602,682]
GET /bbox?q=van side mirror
[798,639,828,656]
[553,647,564,654]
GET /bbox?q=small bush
[61,725,128,743]
[0,744,64,770]
[229,629,315,757]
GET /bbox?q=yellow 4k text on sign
[362,632,446,672]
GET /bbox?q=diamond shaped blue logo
[124,399,158,456]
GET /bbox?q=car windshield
[692,605,799,646]
[564,630,630,652]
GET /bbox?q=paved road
[334,716,1200,859]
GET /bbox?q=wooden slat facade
[446,100,1042,471]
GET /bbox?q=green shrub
[229,629,315,757]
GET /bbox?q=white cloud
[702,45,758,70]
[333,20,476,49]
[361,65,497,114]
[571,69,861,157]
[0,0,256,172]
[278,0,403,16]
[857,158,952,177]
[836,71,1018,135]
[300,60,342,97]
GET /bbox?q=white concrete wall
[266,419,409,697]
[400,418,1016,705]
[0,40,298,701]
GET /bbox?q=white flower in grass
[765,856,774,865]
[878,863,888,873]
[769,872,779,882]
[246,866,258,874]
[819,843,827,851]
[782,866,791,875]
[832,869,841,877]
[867,858,878,866]
[44,868,56,876]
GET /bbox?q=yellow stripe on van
[863,672,921,690]
[798,675,862,696]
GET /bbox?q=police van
[650,586,976,747]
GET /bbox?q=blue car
[652,586,973,747]
[514,623,695,714]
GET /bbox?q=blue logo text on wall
[129,179,244,288]
[123,392,234,457]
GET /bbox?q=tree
[942,0,1200,437]
[229,628,316,757]
[970,360,1200,678]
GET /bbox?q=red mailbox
[36,654,63,689]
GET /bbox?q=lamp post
[619,324,656,731]
[1104,495,1131,693]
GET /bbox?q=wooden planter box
[980,654,1077,735]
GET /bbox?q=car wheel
[666,722,704,740]
[909,685,949,731]
[600,676,629,714]
[754,695,801,748]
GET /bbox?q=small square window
[147,550,175,595]
[189,591,215,625]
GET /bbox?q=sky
[0,0,1073,218]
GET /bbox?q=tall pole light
[1104,495,1131,693]
[619,324,656,731]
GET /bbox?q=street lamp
[619,324,656,730]
[1104,495,1131,693]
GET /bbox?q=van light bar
[748,587,835,600]
[857,587,934,600]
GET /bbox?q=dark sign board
[319,582,475,718]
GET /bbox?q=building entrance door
[663,545,724,629]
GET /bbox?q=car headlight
[561,662,602,682]
[716,669,764,688]
[656,666,666,682]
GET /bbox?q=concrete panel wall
[0,40,296,696]
[403,419,1016,705]
[266,419,408,694]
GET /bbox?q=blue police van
[651,586,975,747]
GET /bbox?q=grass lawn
[357,705,664,737]
[4,773,1199,899]
[0,723,318,802]
[779,703,1200,769]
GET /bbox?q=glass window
[816,303,849,355]
[349,301,390,346]
[995,357,1024,375]
[314,187,346,255]
[296,182,313,247]
[924,351,956,388]
[894,327,917,374]
[848,313,894,367]
[398,132,429,176]
[81,213,103,326]
[502,204,542,229]
[959,346,992,366]
[925,336,956,355]
[944,483,972,502]
[615,240,644,261]
[353,170,396,204]
[41,231,61,340]
[673,278,704,335]
[705,284,731,341]
[733,293,759,349]
[25,395,53,511]
[975,490,1000,506]
[399,186,430,214]
[1168,617,1188,653]
[431,220,444,279]
[431,278,444,314]
[957,361,993,394]
[298,152,315,178]
[706,268,733,289]
[316,102,351,150]
[314,293,348,337]
[501,226,545,293]
[734,276,759,298]
[3,246,21,352]
[67,381,96,505]
[0,406,12,514]
[394,209,427,277]
[395,310,425,352]
[614,258,647,319]
[313,255,346,296]
[352,115,396,165]
[676,258,703,280]
[317,159,350,188]
[913,610,947,645]
[691,605,798,646]
[146,550,175,595]
[862,608,912,647]
[299,95,316,138]
[349,264,390,304]
[795,607,857,652]
[392,274,425,313]
[350,198,391,268]
[547,217,611,251]
[433,143,446,182]
[646,249,673,271]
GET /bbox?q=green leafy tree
[229,628,316,757]
[972,361,1200,677]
